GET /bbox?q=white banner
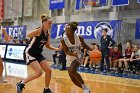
[24,0,33,16]
[3,63,27,78]
[6,45,26,60]
[13,0,22,17]
[4,0,13,19]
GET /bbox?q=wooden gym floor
[0,64,140,93]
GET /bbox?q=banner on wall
[5,25,26,39]
[100,0,107,6]
[0,0,4,20]
[6,45,26,60]
[49,0,65,10]
[112,0,129,6]
[135,19,140,39]
[51,20,122,39]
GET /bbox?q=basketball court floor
[0,62,140,93]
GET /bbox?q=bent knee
[36,70,43,77]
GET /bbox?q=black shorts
[23,51,45,65]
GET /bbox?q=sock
[21,80,25,84]
[81,84,86,89]
[45,87,49,90]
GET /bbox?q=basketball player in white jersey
[61,22,92,93]
[0,20,10,83]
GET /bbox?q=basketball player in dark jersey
[16,14,61,93]
[61,22,92,93]
[0,20,10,83]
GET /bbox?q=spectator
[23,39,29,44]
[52,50,60,65]
[59,49,66,70]
[128,44,140,73]
[83,49,90,68]
[118,42,133,72]
[80,46,85,66]
[110,45,122,70]
[89,44,100,70]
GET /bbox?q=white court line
[51,74,140,88]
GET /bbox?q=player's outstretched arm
[2,28,10,42]
[46,32,61,51]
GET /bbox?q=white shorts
[66,56,82,67]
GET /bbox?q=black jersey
[25,30,49,54]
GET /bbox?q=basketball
[89,50,102,62]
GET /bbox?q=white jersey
[63,34,81,66]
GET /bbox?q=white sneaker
[83,86,90,93]
[0,77,8,83]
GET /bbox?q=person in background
[128,44,140,73]
[0,20,10,83]
[82,43,96,68]
[59,49,67,70]
[110,45,122,71]
[118,41,133,73]
[83,49,90,68]
[89,44,100,70]
[100,28,116,72]
[52,50,60,65]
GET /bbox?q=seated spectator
[80,46,85,65]
[82,43,96,67]
[52,50,60,65]
[117,42,123,53]
[118,41,133,72]
[52,48,67,70]
[59,49,66,70]
[83,49,90,67]
[23,39,29,44]
[128,44,140,73]
[110,45,122,70]
[89,44,100,70]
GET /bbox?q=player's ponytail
[40,14,51,23]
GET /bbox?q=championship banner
[135,19,140,39]
[49,0,65,10]
[112,0,129,6]
[6,25,26,39]
[51,20,122,39]
[0,0,4,20]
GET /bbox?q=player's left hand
[56,43,63,51]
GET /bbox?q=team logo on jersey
[94,22,113,40]
[40,39,46,44]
